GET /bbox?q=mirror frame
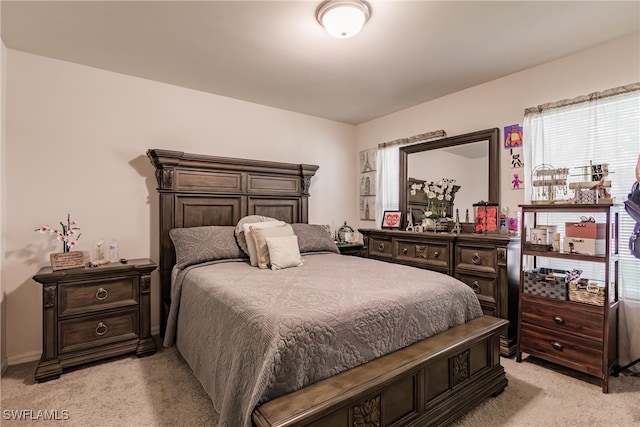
[399,128,500,228]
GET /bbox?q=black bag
[625,182,640,259]
[630,224,640,259]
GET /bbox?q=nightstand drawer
[58,308,139,354]
[521,296,603,340]
[59,275,139,317]
[457,273,496,306]
[456,246,497,274]
[395,240,450,271]
[520,324,603,375]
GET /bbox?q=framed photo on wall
[382,210,402,229]
[359,148,377,221]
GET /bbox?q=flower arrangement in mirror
[35,213,81,252]
[410,178,459,220]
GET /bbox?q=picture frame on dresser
[381,210,402,229]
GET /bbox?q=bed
[147,149,508,427]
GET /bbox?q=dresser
[33,258,157,382]
[359,229,520,357]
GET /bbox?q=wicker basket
[523,268,568,300]
[523,241,553,252]
[568,280,605,306]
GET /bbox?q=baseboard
[6,331,162,368]
[1,354,8,376]
[7,350,41,367]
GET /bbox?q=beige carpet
[1,344,638,427]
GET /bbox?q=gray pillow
[170,226,245,267]
[291,223,339,254]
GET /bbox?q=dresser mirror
[399,128,500,228]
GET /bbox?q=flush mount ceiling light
[316,0,371,39]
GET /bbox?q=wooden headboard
[147,149,319,335]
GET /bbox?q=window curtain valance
[524,82,640,116]
[377,129,447,149]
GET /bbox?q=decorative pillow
[243,221,286,266]
[169,226,245,268]
[250,224,296,269]
[234,215,278,256]
[291,223,340,254]
[266,235,304,270]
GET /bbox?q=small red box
[565,222,607,239]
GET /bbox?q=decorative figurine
[451,209,462,235]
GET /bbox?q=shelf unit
[516,203,618,393]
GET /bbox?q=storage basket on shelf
[522,268,572,300]
[568,279,605,306]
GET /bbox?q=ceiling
[2,1,639,125]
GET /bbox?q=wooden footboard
[253,315,507,427]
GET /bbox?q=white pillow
[250,224,295,269]
[243,220,286,266]
[266,235,304,271]
[235,215,277,256]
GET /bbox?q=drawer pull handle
[472,281,481,294]
[95,322,108,336]
[95,287,108,301]
[551,341,563,351]
[379,243,385,251]
[402,248,408,255]
[472,253,481,265]
[433,251,439,258]
[553,316,564,324]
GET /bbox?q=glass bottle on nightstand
[108,239,120,263]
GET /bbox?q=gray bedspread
[167,252,483,427]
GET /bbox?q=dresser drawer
[520,324,603,376]
[521,296,603,341]
[58,309,140,355]
[395,239,450,271]
[457,273,496,306]
[368,236,392,259]
[456,246,496,274]
[59,275,139,317]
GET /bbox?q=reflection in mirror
[408,140,489,223]
[399,128,499,230]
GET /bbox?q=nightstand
[33,258,157,382]
[337,243,364,256]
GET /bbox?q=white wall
[4,50,356,363]
[0,7,7,374]
[355,34,640,230]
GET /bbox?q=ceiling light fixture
[316,0,371,39]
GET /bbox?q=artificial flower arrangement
[35,214,81,252]
[410,178,458,220]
